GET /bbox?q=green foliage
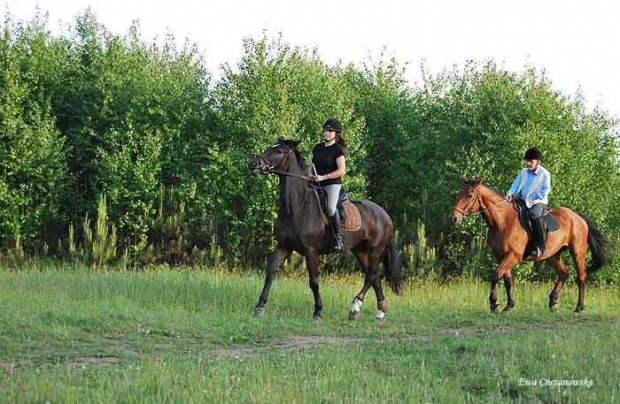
[382,61,620,279]
[82,195,118,270]
[398,220,439,279]
[0,11,618,281]
[0,16,66,247]
[38,11,217,246]
[98,128,162,247]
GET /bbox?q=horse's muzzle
[248,159,261,176]
[451,211,463,226]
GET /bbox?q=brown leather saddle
[514,199,559,239]
[313,186,362,232]
[339,201,362,232]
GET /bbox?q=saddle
[313,186,362,232]
[514,199,559,237]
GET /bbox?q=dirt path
[209,323,548,360]
[1,320,614,370]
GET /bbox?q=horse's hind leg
[348,249,375,320]
[545,251,569,312]
[255,245,292,317]
[371,277,388,320]
[349,271,376,321]
[489,280,500,313]
[570,242,589,313]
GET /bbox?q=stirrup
[332,236,343,253]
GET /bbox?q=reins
[256,145,316,182]
[254,143,327,222]
[454,185,508,217]
[267,169,316,182]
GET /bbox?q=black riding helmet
[524,147,543,161]
[323,118,342,133]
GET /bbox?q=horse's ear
[461,174,468,183]
[276,137,301,148]
[473,178,483,186]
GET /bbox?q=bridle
[253,143,325,218]
[454,185,507,217]
[253,144,315,182]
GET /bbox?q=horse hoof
[312,315,322,322]
[549,304,559,312]
[375,310,386,321]
[348,310,360,321]
[502,302,515,313]
[491,305,501,313]
[254,306,266,317]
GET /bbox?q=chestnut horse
[248,138,402,320]
[451,177,610,313]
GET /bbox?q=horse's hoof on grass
[348,310,360,321]
[254,307,266,317]
[312,314,322,322]
[491,306,502,314]
[549,304,559,312]
[502,302,515,313]
[375,310,386,321]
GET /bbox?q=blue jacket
[507,165,551,208]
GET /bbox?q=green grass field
[0,268,618,403]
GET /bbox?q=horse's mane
[464,179,504,199]
[481,182,504,197]
[278,137,307,170]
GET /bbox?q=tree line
[1,11,619,281]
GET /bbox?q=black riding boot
[530,217,546,257]
[329,212,343,253]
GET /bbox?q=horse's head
[451,175,484,225]
[248,138,301,176]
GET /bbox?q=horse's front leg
[305,250,323,320]
[255,245,292,317]
[488,253,519,313]
[502,272,516,312]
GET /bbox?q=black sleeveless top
[312,142,345,186]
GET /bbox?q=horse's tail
[579,214,611,274]
[382,237,403,294]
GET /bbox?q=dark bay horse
[451,177,610,313]
[248,138,402,320]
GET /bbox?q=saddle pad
[542,214,559,231]
[516,201,559,234]
[341,201,361,232]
